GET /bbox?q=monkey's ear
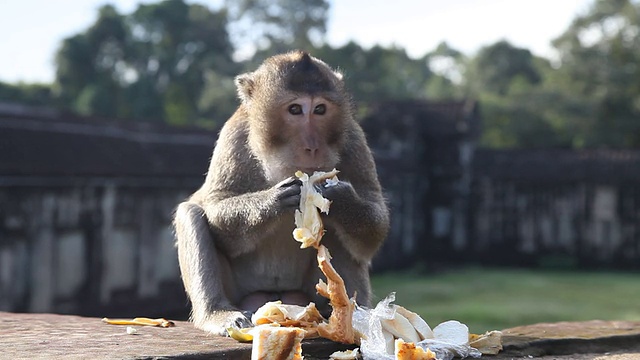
[333,70,344,81]
[235,72,255,103]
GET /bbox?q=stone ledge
[500,320,640,359]
[1,312,639,359]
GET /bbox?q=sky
[0,0,593,84]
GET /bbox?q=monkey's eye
[288,104,303,115]
[313,104,326,115]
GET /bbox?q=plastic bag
[353,293,482,360]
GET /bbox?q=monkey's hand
[274,176,302,210]
[314,180,357,207]
[315,179,389,261]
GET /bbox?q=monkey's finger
[276,176,302,189]
[279,193,301,209]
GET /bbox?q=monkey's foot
[199,310,253,336]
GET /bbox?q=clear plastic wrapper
[353,293,397,360]
[353,294,482,360]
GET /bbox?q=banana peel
[101,317,174,328]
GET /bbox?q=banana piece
[381,307,421,343]
[395,306,434,340]
[227,326,254,342]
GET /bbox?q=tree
[54,0,236,125]
[312,42,433,105]
[0,82,53,107]
[552,0,640,147]
[463,40,558,148]
[55,5,126,118]
[225,0,329,56]
[423,42,465,100]
[466,40,541,96]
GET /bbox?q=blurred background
[1,0,639,333]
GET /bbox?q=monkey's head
[235,50,354,183]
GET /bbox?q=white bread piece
[250,326,305,360]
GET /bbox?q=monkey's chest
[232,232,316,291]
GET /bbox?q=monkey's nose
[305,147,318,157]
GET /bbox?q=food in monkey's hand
[293,169,340,249]
[315,245,357,344]
[251,325,305,360]
[394,339,437,360]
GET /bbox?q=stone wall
[467,149,640,268]
[0,183,192,317]
[3,101,640,319]
[0,105,213,317]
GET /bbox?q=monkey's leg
[175,202,252,335]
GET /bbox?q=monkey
[173,50,389,336]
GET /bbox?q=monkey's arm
[196,117,301,257]
[321,180,389,261]
[321,128,390,261]
[201,177,300,257]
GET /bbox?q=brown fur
[173,50,389,335]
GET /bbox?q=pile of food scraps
[228,169,503,360]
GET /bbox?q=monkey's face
[248,93,346,183]
[235,51,352,183]
[277,94,344,172]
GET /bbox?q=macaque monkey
[173,50,389,335]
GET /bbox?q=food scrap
[329,348,360,360]
[394,339,436,360]
[251,325,305,360]
[469,330,503,355]
[232,169,502,360]
[316,245,357,344]
[101,317,175,328]
[227,326,255,342]
[251,301,324,338]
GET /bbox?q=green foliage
[551,0,640,147]
[423,42,466,100]
[372,268,640,333]
[225,0,329,54]
[2,0,640,148]
[312,42,433,103]
[0,82,53,107]
[468,40,541,96]
[54,0,235,125]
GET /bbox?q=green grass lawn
[370,267,640,334]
